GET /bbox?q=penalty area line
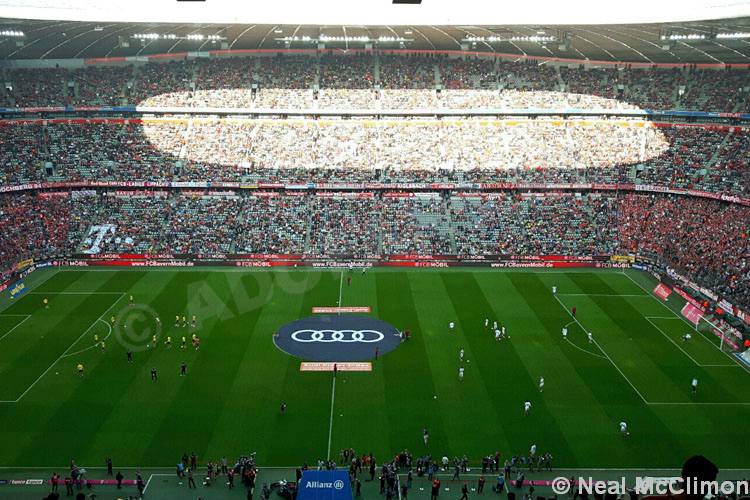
[621,271,750,374]
[553,294,649,405]
[0,293,126,404]
[0,315,32,342]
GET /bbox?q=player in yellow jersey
[94,334,99,346]
[181,336,187,349]
[181,316,187,328]
[191,315,197,328]
[76,363,84,377]
[165,336,172,347]
[43,298,49,309]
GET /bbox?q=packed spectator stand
[0,52,748,319]
[0,53,748,111]
[1,190,748,311]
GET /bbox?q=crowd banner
[681,303,704,326]
[653,283,673,301]
[0,179,747,207]
[9,281,27,299]
[1,104,750,122]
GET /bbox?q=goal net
[694,313,743,354]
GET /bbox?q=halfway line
[327,375,337,461]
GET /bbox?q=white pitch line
[621,271,750,373]
[28,291,124,295]
[648,401,750,406]
[644,317,704,367]
[564,337,607,360]
[553,294,649,405]
[141,473,173,493]
[326,375,337,461]
[556,290,750,406]
[337,271,344,313]
[0,315,31,342]
[60,318,113,359]
[557,293,649,297]
[142,473,154,493]
[645,317,737,368]
[0,293,126,404]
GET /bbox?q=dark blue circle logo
[274,315,402,361]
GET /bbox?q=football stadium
[0,0,749,498]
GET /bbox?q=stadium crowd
[1,54,749,111]
[1,191,748,311]
[2,120,748,199]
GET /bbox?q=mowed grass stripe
[622,270,749,371]
[375,271,451,458]
[468,271,598,466]
[74,270,198,465]
[410,272,510,457]
[505,272,688,467]
[29,268,91,294]
[499,272,636,464]
[264,272,338,465]
[205,270,325,461]
[0,271,138,402]
[0,268,748,469]
[130,272,270,464]
[9,270,178,465]
[91,270,225,463]
[567,273,740,404]
[330,270,395,461]
[646,317,734,367]
[561,273,690,402]
[4,270,153,465]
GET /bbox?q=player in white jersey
[587,332,593,343]
[562,327,568,339]
[619,421,630,437]
[691,378,698,394]
[459,348,465,361]
[682,333,692,342]
[495,329,501,341]
[458,367,465,381]
[530,444,537,457]
[502,326,506,338]
[524,401,532,415]
[423,428,429,445]
[449,322,455,331]
[538,377,545,392]
[484,318,489,328]
[552,286,557,295]
[493,321,497,330]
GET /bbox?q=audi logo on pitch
[290,330,385,343]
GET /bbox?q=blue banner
[9,281,26,299]
[297,470,352,500]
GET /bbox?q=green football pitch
[0,266,748,475]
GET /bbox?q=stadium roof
[2,0,750,26]
[1,0,750,62]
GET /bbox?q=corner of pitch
[273,315,403,361]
